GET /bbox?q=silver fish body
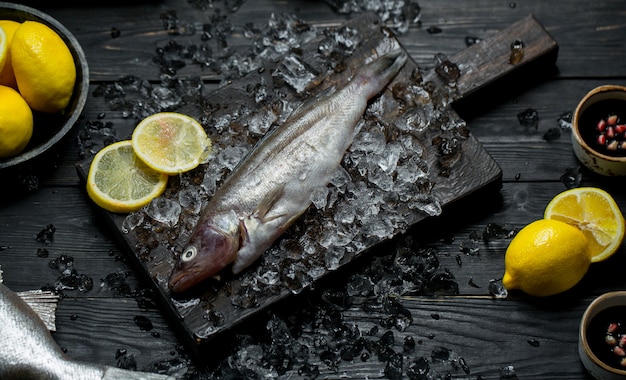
[169,49,408,293]
[0,282,175,380]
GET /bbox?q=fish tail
[16,289,59,331]
[101,366,176,380]
[354,48,407,99]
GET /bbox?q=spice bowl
[572,85,626,176]
[579,291,626,379]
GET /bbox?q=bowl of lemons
[0,3,89,180]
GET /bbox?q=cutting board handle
[427,14,559,100]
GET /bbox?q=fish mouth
[168,267,201,294]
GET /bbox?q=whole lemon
[11,21,76,113]
[0,84,33,159]
[502,218,591,297]
[0,20,20,88]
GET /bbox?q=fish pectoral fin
[254,183,286,222]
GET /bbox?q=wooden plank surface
[1,1,625,378]
[74,11,513,352]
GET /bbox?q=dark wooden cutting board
[77,13,557,355]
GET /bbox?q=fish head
[169,212,241,293]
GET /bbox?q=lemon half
[0,25,7,74]
[544,187,625,263]
[0,20,20,88]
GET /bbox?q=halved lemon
[131,112,212,175]
[544,187,625,262]
[0,25,7,74]
[0,20,21,88]
[86,140,168,213]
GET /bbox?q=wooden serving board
[77,13,557,354]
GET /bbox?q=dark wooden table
[2,1,626,378]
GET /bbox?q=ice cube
[144,197,182,227]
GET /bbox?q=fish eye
[181,246,197,262]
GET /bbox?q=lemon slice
[86,140,168,213]
[544,187,625,262]
[131,112,212,175]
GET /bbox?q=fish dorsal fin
[254,182,286,222]
[102,367,176,380]
[287,85,337,120]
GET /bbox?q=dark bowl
[0,3,89,180]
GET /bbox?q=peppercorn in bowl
[572,85,626,176]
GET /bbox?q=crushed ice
[76,1,495,378]
[113,8,467,304]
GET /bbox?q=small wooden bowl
[572,85,626,176]
[0,2,89,177]
[579,291,626,379]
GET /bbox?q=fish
[0,264,59,331]
[0,281,175,380]
[169,48,408,293]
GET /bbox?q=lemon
[0,25,7,73]
[544,187,625,263]
[86,140,168,213]
[131,112,212,175]
[11,21,76,113]
[0,84,33,159]
[502,219,591,297]
[0,20,21,88]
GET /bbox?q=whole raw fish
[0,282,175,380]
[169,49,407,293]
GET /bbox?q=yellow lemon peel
[11,21,76,113]
[502,219,591,297]
[0,84,33,159]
